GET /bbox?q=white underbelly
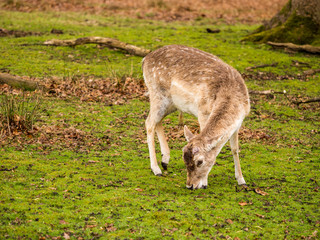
[170,80,199,117]
[172,94,198,117]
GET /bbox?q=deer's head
[183,125,215,190]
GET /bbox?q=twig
[250,89,320,106]
[293,97,320,105]
[246,62,278,71]
[249,90,286,95]
[291,60,311,67]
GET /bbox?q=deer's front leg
[230,129,246,186]
[146,116,162,176]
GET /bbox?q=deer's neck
[196,97,245,152]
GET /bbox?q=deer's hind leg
[156,123,170,170]
[146,94,173,176]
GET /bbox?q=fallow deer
[142,45,250,189]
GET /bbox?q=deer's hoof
[151,165,162,176]
[161,162,168,170]
[186,185,194,190]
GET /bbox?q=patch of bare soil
[0,28,42,37]
[1,0,287,23]
[242,70,320,82]
[42,76,148,105]
[0,122,111,153]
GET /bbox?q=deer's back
[143,45,250,117]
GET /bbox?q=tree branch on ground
[293,97,320,105]
[249,90,320,106]
[267,42,320,54]
[0,73,40,91]
[249,89,286,95]
[43,37,151,57]
[246,62,278,71]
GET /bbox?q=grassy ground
[0,11,319,239]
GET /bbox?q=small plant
[0,93,42,135]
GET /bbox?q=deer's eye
[197,161,203,167]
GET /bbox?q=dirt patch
[43,76,148,105]
[1,0,287,23]
[0,28,42,37]
[239,126,276,143]
[242,70,320,81]
[0,123,110,153]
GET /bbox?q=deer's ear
[184,125,194,142]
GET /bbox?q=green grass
[0,11,319,239]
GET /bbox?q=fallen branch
[0,73,39,91]
[293,97,320,105]
[267,42,320,54]
[249,89,286,95]
[249,89,320,105]
[44,37,151,57]
[246,62,278,71]
[303,69,320,75]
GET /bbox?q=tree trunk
[243,0,320,46]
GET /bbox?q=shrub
[0,93,41,136]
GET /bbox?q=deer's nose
[186,184,193,190]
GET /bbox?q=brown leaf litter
[2,0,287,24]
[42,76,148,105]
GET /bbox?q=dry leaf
[254,188,269,196]
[105,223,117,232]
[226,219,233,224]
[59,220,69,224]
[135,188,143,192]
[238,201,248,206]
[255,213,265,219]
[63,232,70,240]
[86,224,97,228]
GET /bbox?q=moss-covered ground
[0,11,319,239]
[242,0,320,46]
